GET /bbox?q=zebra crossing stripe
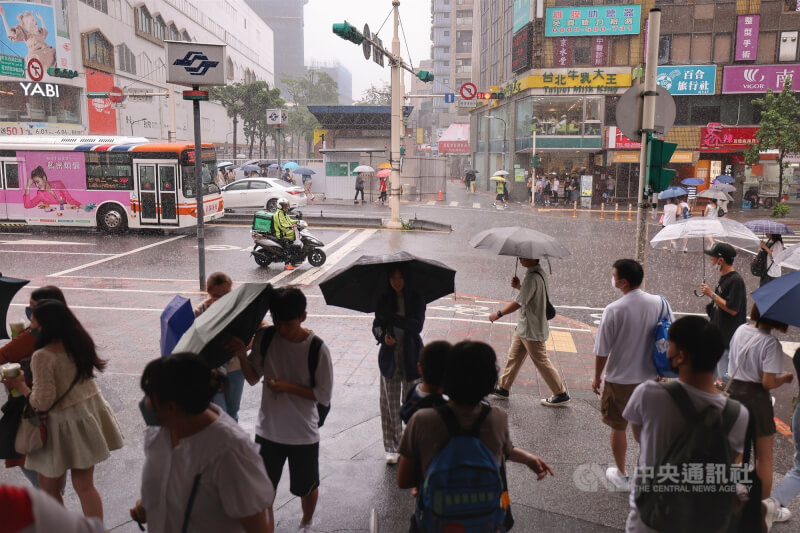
[473,203,481,209]
[449,201,458,207]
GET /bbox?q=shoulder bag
[15,372,80,455]
[533,271,556,320]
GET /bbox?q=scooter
[251,218,327,268]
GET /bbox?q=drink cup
[1,363,22,397]
[9,321,25,339]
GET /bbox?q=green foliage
[238,81,284,158]
[745,79,800,199]
[209,83,247,155]
[280,70,340,158]
[771,202,790,218]
[357,83,392,105]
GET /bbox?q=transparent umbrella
[773,245,800,270]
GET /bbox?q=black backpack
[750,242,773,278]
[259,326,330,427]
[636,381,741,533]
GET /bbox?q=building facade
[246,0,306,96]
[470,0,800,204]
[0,0,275,147]
[310,60,354,105]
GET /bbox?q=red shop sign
[700,123,758,151]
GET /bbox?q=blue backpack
[416,404,508,533]
[653,297,676,378]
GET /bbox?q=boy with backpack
[235,287,334,532]
[622,316,750,533]
[399,341,449,424]
[397,341,553,532]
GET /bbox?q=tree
[357,82,391,105]
[239,81,284,158]
[745,78,800,200]
[209,83,246,157]
[281,69,340,158]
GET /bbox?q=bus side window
[4,164,19,188]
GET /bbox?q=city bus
[0,136,223,233]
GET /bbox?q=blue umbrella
[241,164,260,172]
[267,164,280,169]
[751,270,800,327]
[293,167,316,175]
[283,162,299,170]
[160,295,195,356]
[714,174,735,184]
[743,219,796,235]
[658,186,689,200]
[681,178,705,186]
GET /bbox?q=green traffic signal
[531,154,542,168]
[416,70,434,83]
[332,21,364,45]
[646,136,678,193]
[47,67,78,78]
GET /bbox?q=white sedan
[221,178,307,211]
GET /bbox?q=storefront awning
[437,123,470,154]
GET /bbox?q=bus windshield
[182,160,220,197]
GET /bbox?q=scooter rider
[273,198,298,270]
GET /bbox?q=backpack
[399,386,446,424]
[416,404,508,533]
[717,207,725,217]
[544,181,551,194]
[652,297,676,378]
[681,205,690,219]
[259,326,330,427]
[750,242,773,278]
[636,382,741,533]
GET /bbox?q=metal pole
[387,0,403,229]
[192,85,206,291]
[277,125,281,169]
[168,84,176,142]
[531,128,536,207]
[634,9,661,280]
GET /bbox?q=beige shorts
[601,381,639,431]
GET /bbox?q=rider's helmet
[277,198,289,209]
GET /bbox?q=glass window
[691,34,712,63]
[181,31,191,42]
[658,35,671,64]
[534,97,583,136]
[5,163,19,189]
[137,6,152,35]
[85,153,133,190]
[153,16,166,41]
[573,39,592,65]
[118,44,136,74]
[182,161,220,198]
[0,82,82,124]
[714,34,731,63]
[169,24,180,41]
[785,0,800,11]
[671,35,691,63]
[249,180,270,189]
[80,0,108,13]
[83,31,114,70]
[515,96,534,137]
[225,181,249,191]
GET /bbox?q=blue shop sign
[545,5,641,37]
[656,65,717,95]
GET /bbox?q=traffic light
[531,154,542,168]
[416,70,434,83]
[332,21,364,45]
[646,136,678,193]
[47,67,78,78]
[477,92,504,100]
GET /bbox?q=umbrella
[681,178,705,186]
[353,165,375,173]
[743,220,795,236]
[293,167,316,175]
[217,161,233,168]
[283,162,300,170]
[751,270,800,327]
[715,174,735,184]
[493,170,509,176]
[376,168,391,178]
[773,245,800,270]
[711,183,736,193]
[469,226,571,259]
[658,186,689,200]
[319,252,456,314]
[465,169,479,175]
[0,274,29,340]
[241,164,260,173]
[378,162,391,169]
[160,295,195,356]
[489,176,508,182]
[268,164,280,169]
[698,188,733,202]
[173,283,274,368]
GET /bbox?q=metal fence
[399,157,448,202]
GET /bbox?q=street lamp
[486,115,507,171]
[130,118,147,137]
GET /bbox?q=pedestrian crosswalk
[425,200,489,209]
[754,233,800,247]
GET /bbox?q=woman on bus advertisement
[18,152,94,219]
[23,165,83,210]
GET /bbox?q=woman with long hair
[372,268,426,465]
[1,300,122,520]
[22,166,83,209]
[759,233,784,286]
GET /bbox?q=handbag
[0,395,27,459]
[15,373,80,455]
[533,271,556,320]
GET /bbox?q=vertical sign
[86,68,117,134]
[735,15,760,61]
[592,37,607,66]
[554,37,572,67]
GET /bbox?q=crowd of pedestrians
[1,247,799,532]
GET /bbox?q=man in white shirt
[592,259,674,491]
[237,287,334,532]
[552,177,560,205]
[661,198,678,226]
[622,316,749,532]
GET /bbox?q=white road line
[449,201,458,207]
[263,229,356,284]
[22,285,207,295]
[0,239,94,246]
[292,229,377,285]
[10,303,161,312]
[473,203,481,209]
[427,201,435,206]
[0,250,115,256]
[49,235,186,277]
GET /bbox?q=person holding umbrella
[373,267,426,464]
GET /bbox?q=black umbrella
[319,252,456,313]
[0,273,29,340]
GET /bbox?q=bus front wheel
[97,205,128,233]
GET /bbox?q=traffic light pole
[634,9,661,281]
[387,0,403,229]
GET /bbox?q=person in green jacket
[493,179,508,209]
[272,198,298,270]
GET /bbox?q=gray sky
[304,0,432,101]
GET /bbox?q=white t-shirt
[140,407,274,533]
[727,324,784,383]
[678,201,689,218]
[553,179,560,193]
[662,203,678,225]
[767,240,784,278]
[704,204,718,217]
[622,380,749,533]
[594,289,673,384]
[249,328,334,445]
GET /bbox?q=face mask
[24,306,32,320]
[29,327,40,339]
[712,261,721,272]
[611,276,617,289]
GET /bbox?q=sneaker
[492,203,497,207]
[492,387,510,399]
[776,506,792,523]
[284,264,294,271]
[385,453,400,465]
[298,521,313,532]
[606,467,630,492]
[763,498,777,532]
[541,392,571,407]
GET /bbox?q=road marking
[292,229,377,285]
[0,250,114,256]
[22,285,207,296]
[449,201,458,207]
[473,203,481,209]
[427,201,435,206]
[263,229,357,284]
[48,235,186,277]
[0,238,94,246]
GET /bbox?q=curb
[212,211,452,232]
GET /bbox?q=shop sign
[656,65,716,95]
[607,127,640,149]
[0,54,24,78]
[498,68,632,98]
[18,82,61,97]
[611,150,694,164]
[735,15,759,61]
[554,37,572,67]
[700,123,759,150]
[592,37,607,67]
[0,122,87,136]
[545,5,641,37]
[513,23,533,73]
[722,64,800,94]
[513,0,533,33]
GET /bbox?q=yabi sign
[166,41,226,87]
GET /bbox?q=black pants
[354,188,364,201]
[379,191,387,203]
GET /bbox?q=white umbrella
[493,170,509,176]
[698,188,733,202]
[711,183,736,193]
[773,245,800,270]
[353,165,375,173]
